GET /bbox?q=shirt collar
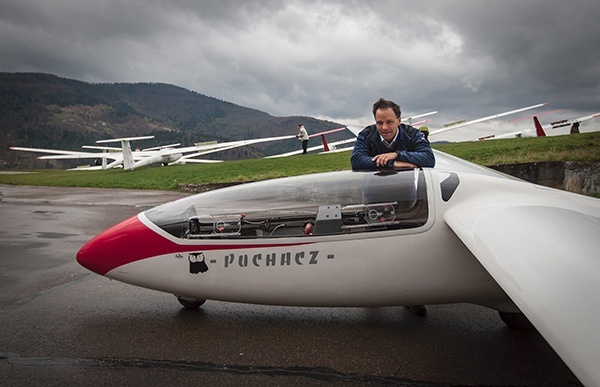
[380,129,399,148]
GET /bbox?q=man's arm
[396,131,435,167]
[350,131,379,170]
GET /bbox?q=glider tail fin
[321,134,330,152]
[533,116,546,137]
[121,140,135,170]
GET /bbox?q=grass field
[1,132,598,191]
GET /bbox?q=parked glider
[77,149,600,386]
[422,102,548,138]
[478,112,600,140]
[38,135,304,170]
[11,128,355,169]
[10,133,300,170]
[10,136,210,170]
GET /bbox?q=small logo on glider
[189,252,209,274]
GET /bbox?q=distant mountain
[0,73,347,168]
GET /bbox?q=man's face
[375,107,400,142]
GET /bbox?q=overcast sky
[1,0,599,141]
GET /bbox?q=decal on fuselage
[187,250,333,274]
[188,252,209,274]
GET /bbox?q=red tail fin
[321,134,330,152]
[533,116,546,137]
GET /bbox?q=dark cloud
[417,1,600,110]
[1,0,598,140]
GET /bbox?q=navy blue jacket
[351,124,435,170]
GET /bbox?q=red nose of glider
[77,215,173,276]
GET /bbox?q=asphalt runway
[0,184,582,386]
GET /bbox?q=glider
[479,112,600,140]
[77,149,600,386]
[10,136,215,170]
[424,102,548,137]
[11,128,351,170]
[10,134,298,170]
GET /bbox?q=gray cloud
[1,0,598,141]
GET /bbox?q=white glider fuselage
[134,149,183,169]
[77,152,531,311]
[76,149,600,385]
[76,150,600,386]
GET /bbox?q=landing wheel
[499,311,534,330]
[177,297,206,310]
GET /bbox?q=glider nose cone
[77,215,146,276]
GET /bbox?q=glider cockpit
[145,169,429,239]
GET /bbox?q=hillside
[0,73,346,168]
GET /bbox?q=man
[570,122,580,134]
[351,98,435,170]
[296,124,309,154]
[351,98,433,317]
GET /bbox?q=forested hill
[0,73,346,168]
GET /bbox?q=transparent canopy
[145,170,429,239]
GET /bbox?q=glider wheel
[498,311,534,330]
[177,297,206,310]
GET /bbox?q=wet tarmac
[0,184,582,386]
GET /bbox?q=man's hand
[393,161,416,169]
[372,152,398,167]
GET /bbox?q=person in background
[351,98,435,170]
[418,125,430,143]
[570,122,580,134]
[296,124,309,154]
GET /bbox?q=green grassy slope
[1,132,598,191]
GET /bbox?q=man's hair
[372,98,401,118]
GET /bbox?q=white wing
[483,112,600,140]
[265,127,352,158]
[445,196,600,387]
[10,146,120,160]
[430,102,548,137]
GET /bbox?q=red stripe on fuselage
[76,215,312,276]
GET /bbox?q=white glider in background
[427,102,549,137]
[10,133,301,170]
[91,136,227,170]
[479,112,600,140]
[18,136,192,170]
